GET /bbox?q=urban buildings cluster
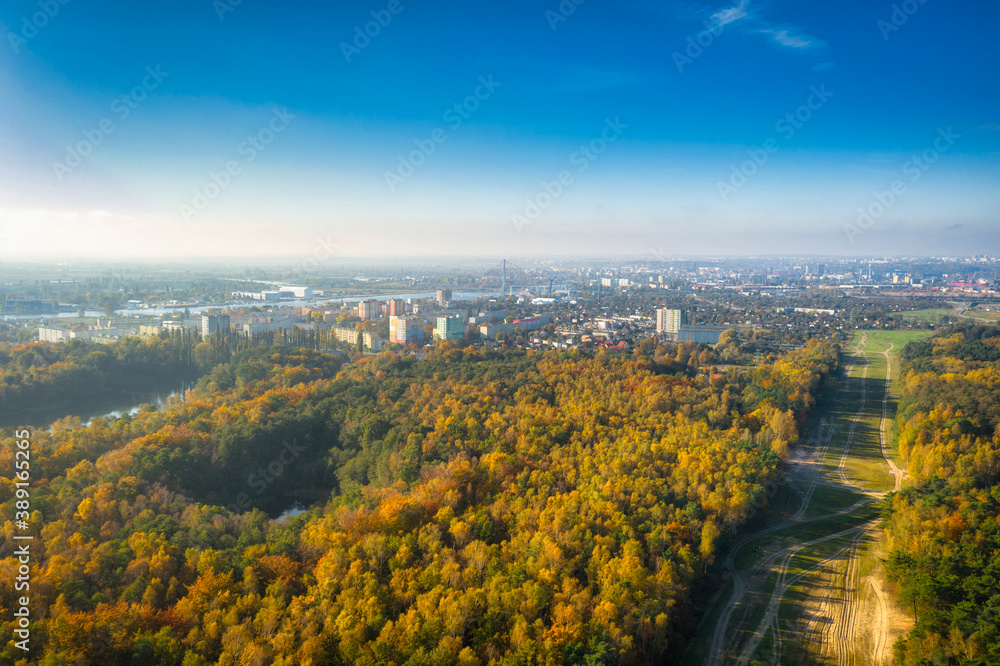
[655,308,729,344]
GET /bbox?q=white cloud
[688,1,828,55]
[761,28,825,50]
[711,0,750,27]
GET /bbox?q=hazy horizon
[1,0,997,260]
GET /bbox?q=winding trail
[826,339,898,666]
[877,343,905,493]
[735,522,875,665]
[706,338,866,666]
[705,332,905,665]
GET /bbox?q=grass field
[899,303,1000,324]
[682,330,932,665]
[961,309,1000,322]
[898,307,950,323]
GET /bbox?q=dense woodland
[884,325,1000,665]
[0,335,206,423]
[0,338,838,665]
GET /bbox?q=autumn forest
[1,323,997,664]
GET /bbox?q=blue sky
[0,0,997,260]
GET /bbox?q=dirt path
[735,521,875,665]
[706,345,868,665]
[704,333,909,665]
[876,343,905,492]
[870,570,889,665]
[830,528,867,666]
[822,339,899,665]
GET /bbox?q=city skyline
[1,0,998,260]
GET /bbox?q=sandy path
[705,333,911,665]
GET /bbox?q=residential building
[390,315,426,345]
[357,299,382,321]
[201,314,230,337]
[329,326,383,352]
[387,298,405,316]
[435,316,465,342]
[655,309,685,334]
[38,327,88,342]
[677,326,728,344]
[469,310,507,325]
[480,315,552,338]
[436,289,452,304]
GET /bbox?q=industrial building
[677,326,729,345]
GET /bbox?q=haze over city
[1,0,998,260]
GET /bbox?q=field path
[701,332,910,665]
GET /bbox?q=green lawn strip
[727,562,782,652]
[898,308,950,323]
[801,484,867,520]
[735,500,875,570]
[841,352,893,491]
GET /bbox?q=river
[2,381,195,429]
[1,292,497,321]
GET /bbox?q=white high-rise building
[655,309,685,334]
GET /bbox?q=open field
[960,308,1000,322]
[897,307,951,323]
[899,303,1000,324]
[685,331,928,665]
